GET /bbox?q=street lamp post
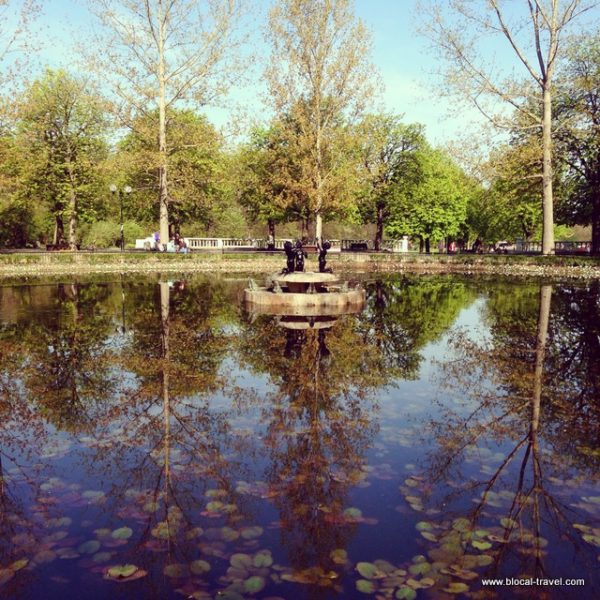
[110,184,132,252]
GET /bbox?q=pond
[0,273,598,600]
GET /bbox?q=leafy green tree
[357,114,425,250]
[234,126,297,243]
[117,109,226,233]
[473,140,543,243]
[555,32,600,254]
[386,147,472,252]
[15,69,108,248]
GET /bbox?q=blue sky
[26,0,599,145]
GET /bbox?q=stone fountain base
[244,271,365,312]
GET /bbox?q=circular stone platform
[274,271,338,293]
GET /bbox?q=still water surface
[0,274,598,599]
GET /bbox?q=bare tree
[423,0,598,255]
[86,0,245,245]
[265,0,378,244]
[0,0,40,123]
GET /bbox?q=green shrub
[81,221,120,248]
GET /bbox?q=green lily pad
[408,561,431,576]
[356,579,376,593]
[415,521,433,531]
[472,540,492,550]
[253,550,273,568]
[244,575,266,593]
[240,526,263,540]
[107,564,137,578]
[190,560,211,574]
[396,587,417,600]
[78,540,101,554]
[230,553,253,569]
[164,563,188,578]
[356,562,385,579]
[344,507,363,519]
[112,527,133,540]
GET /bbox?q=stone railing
[185,237,257,250]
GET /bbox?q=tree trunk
[68,191,77,250]
[67,165,78,250]
[419,236,424,253]
[54,215,64,245]
[425,238,431,254]
[158,5,169,247]
[315,212,323,246]
[541,85,555,255]
[374,203,384,251]
[532,284,552,437]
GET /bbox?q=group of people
[153,232,189,253]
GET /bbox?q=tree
[117,108,225,232]
[357,114,425,250]
[0,0,39,116]
[15,69,108,248]
[386,147,472,252]
[555,32,600,254]
[475,140,544,243]
[265,0,377,244]
[87,0,245,246]
[424,0,598,254]
[234,126,295,243]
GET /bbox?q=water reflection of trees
[415,282,600,594]
[356,276,478,379]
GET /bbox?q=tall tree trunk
[425,238,431,254]
[419,236,424,254]
[374,203,384,251]
[67,162,78,250]
[541,85,555,255]
[54,215,64,245]
[158,5,169,247]
[315,212,322,246]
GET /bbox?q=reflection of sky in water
[0,275,598,599]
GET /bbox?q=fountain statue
[244,240,365,315]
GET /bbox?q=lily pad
[395,586,417,599]
[112,527,133,540]
[78,540,101,554]
[356,562,385,579]
[356,579,375,593]
[190,560,211,574]
[253,550,273,568]
[164,563,189,578]
[107,564,137,578]
[240,526,263,540]
[472,540,492,551]
[230,553,253,569]
[244,575,266,593]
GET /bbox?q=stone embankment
[1,251,600,279]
